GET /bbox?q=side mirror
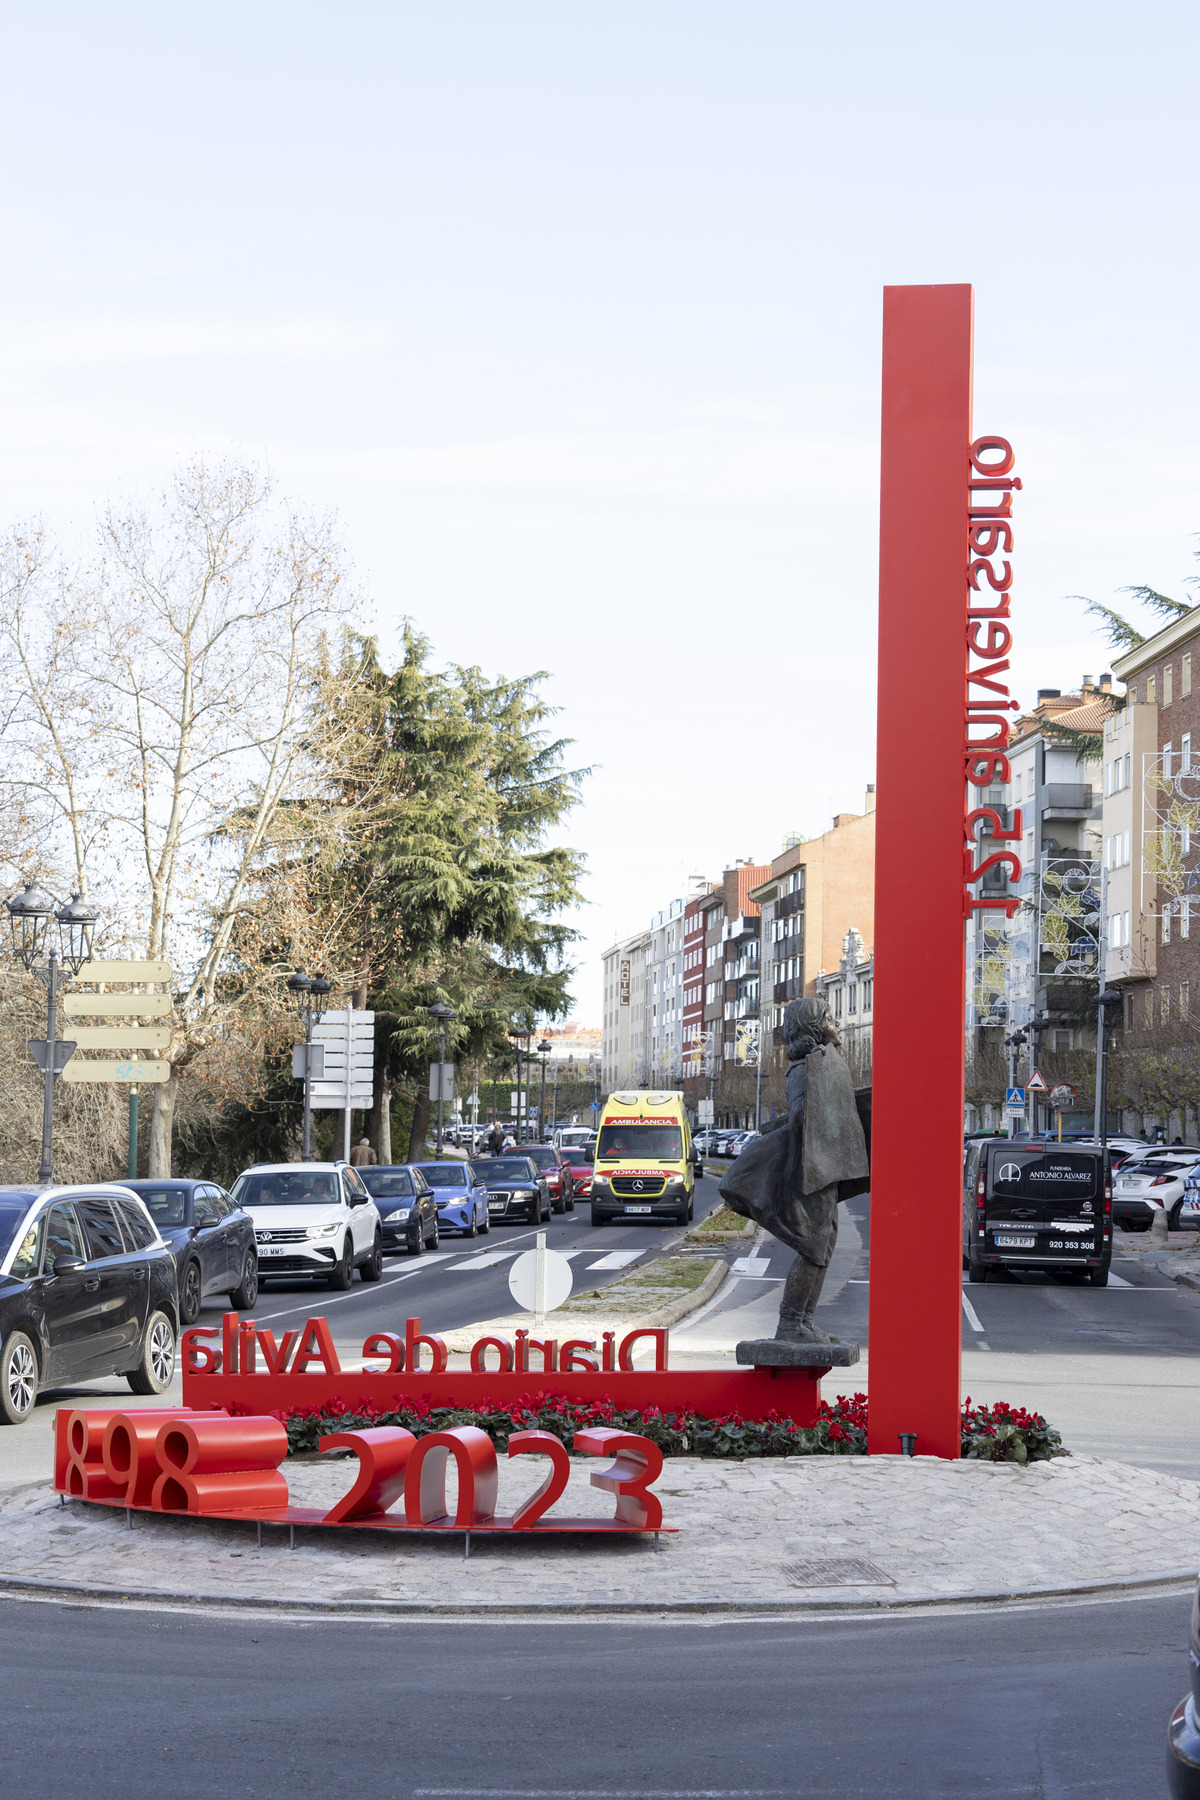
[53,1255,85,1278]
[349,1193,368,1207]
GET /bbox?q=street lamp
[1091,987,1123,1148]
[428,1002,456,1159]
[6,883,97,1184]
[536,1038,552,1142]
[507,1026,532,1143]
[289,970,330,1160]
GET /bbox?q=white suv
[227,1163,382,1289]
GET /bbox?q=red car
[561,1144,595,1200]
[524,1145,575,1213]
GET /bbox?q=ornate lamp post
[6,883,97,1184]
[536,1038,552,1141]
[288,970,330,1160]
[428,1002,456,1159]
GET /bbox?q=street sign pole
[128,1085,138,1179]
[868,284,973,1461]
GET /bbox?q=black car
[122,1179,258,1324]
[469,1158,552,1224]
[0,1184,179,1425]
[356,1166,440,1254]
[962,1139,1112,1285]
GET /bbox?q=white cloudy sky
[2,3,1199,1018]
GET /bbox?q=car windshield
[359,1170,414,1198]
[471,1160,533,1182]
[525,1149,557,1167]
[0,1194,37,1266]
[130,1185,190,1227]
[565,1150,593,1166]
[229,1171,340,1206]
[413,1166,469,1188]
[597,1124,683,1159]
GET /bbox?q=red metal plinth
[868,284,973,1459]
[182,1363,828,1425]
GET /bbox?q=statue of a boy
[718,996,869,1345]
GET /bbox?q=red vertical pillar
[867,285,973,1460]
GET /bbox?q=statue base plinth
[735,1339,861,1368]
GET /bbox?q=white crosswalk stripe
[448,1249,523,1270]
[587,1250,643,1270]
[732,1256,771,1276]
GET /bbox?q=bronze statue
[719,996,869,1346]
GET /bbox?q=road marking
[449,1250,523,1270]
[1106,1271,1133,1286]
[961,1292,985,1333]
[587,1250,643,1269]
[731,1256,771,1276]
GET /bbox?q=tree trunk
[149,1077,176,1177]
[406,1087,431,1161]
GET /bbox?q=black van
[962,1139,1112,1286]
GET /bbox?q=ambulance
[590,1090,699,1227]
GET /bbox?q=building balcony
[1042,783,1096,821]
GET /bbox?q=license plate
[257,1245,291,1257]
[488,1203,505,1211]
[624,1204,653,1213]
[994,1235,1035,1248]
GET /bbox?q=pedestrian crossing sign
[1005,1087,1025,1111]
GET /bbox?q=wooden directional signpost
[57,960,174,1176]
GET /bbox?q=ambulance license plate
[624,1204,652,1214]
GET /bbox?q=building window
[1183,983,1191,1020]
[1165,665,1174,707]
[1148,674,1157,703]
[1184,733,1193,774]
[847,982,858,1014]
[1165,743,1173,778]
[1145,987,1154,1025]
[1163,909,1171,944]
[1185,654,1193,698]
[1184,899,1191,940]
[1125,910,1131,945]
[1053,1030,1074,1052]
[1124,752,1131,787]
[1163,987,1171,1025]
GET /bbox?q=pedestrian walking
[350,1136,377,1167]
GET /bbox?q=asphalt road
[212,1168,731,1344]
[0,1590,1187,1798]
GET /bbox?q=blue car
[411,1162,491,1237]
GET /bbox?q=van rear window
[988,1151,1100,1199]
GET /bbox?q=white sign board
[508,1242,573,1314]
[309,1009,374,1111]
[698,1098,714,1124]
[292,1043,326,1081]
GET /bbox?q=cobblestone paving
[4,1451,1199,1612]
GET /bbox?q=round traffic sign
[508,1247,574,1314]
[1049,1082,1079,1110]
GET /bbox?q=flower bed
[271,1391,1064,1464]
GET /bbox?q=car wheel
[1169,1201,1184,1230]
[230,1251,259,1310]
[127,1311,177,1396]
[328,1236,354,1289]
[1088,1267,1110,1287]
[687,1196,695,1223]
[565,1193,575,1213]
[480,1209,490,1234]
[591,1207,607,1227]
[359,1231,383,1282]
[0,1332,38,1425]
[466,1214,478,1238]
[180,1260,203,1326]
[967,1262,987,1283]
[429,1219,440,1250]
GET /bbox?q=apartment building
[815,927,873,1083]
[1112,616,1200,1040]
[681,895,707,1082]
[600,929,648,1090]
[1099,695,1157,1004]
[645,898,687,1086]
[753,790,876,1054]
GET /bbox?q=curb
[443,1253,736,1351]
[0,1559,1193,1619]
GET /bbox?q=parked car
[523,1145,575,1213]
[356,1165,440,1253]
[408,1162,489,1237]
[730,1131,759,1157]
[0,1183,179,1423]
[227,1163,383,1288]
[562,1143,595,1198]
[1114,1150,1200,1231]
[122,1179,257,1324]
[962,1138,1112,1284]
[1168,1578,1200,1795]
[469,1157,552,1225]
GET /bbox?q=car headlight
[665,1175,684,1187]
[384,1207,411,1221]
[592,1176,609,1189]
[306,1223,342,1238]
